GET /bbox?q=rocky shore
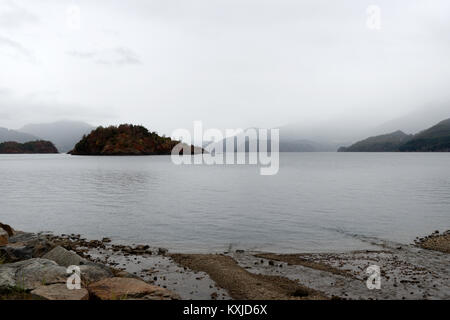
[0,223,179,300]
[414,230,450,254]
[1,222,449,300]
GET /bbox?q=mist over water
[1,153,449,253]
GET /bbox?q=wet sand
[170,254,326,300]
[253,253,353,278]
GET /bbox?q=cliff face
[69,124,203,155]
[0,141,59,154]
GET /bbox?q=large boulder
[31,283,89,300]
[1,232,54,262]
[0,243,33,262]
[42,246,87,267]
[0,258,67,291]
[42,246,113,283]
[0,228,8,246]
[88,277,179,300]
[79,264,113,283]
[8,232,38,244]
[8,232,54,257]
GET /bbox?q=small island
[69,124,203,155]
[0,140,58,154]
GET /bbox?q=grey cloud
[0,35,35,62]
[0,92,118,129]
[1,0,450,134]
[0,113,11,120]
[0,0,39,29]
[101,28,120,37]
[66,50,96,59]
[111,47,142,65]
[67,47,142,66]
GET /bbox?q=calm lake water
[1,153,449,253]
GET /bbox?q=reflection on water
[0,153,449,253]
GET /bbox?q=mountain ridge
[399,118,450,151]
[0,127,40,144]
[339,118,450,152]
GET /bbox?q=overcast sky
[1,0,449,135]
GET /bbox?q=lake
[1,153,449,253]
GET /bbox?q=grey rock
[7,232,54,258]
[43,246,87,267]
[0,243,33,262]
[42,246,113,283]
[0,264,15,288]
[79,264,113,283]
[0,258,67,290]
[8,232,37,244]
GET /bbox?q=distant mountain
[279,138,338,152]
[206,129,339,153]
[338,131,413,152]
[19,121,94,153]
[70,124,203,155]
[279,103,450,149]
[0,140,58,154]
[399,119,450,152]
[339,119,450,152]
[0,127,39,143]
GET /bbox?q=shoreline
[1,223,449,300]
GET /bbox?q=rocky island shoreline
[1,222,449,300]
